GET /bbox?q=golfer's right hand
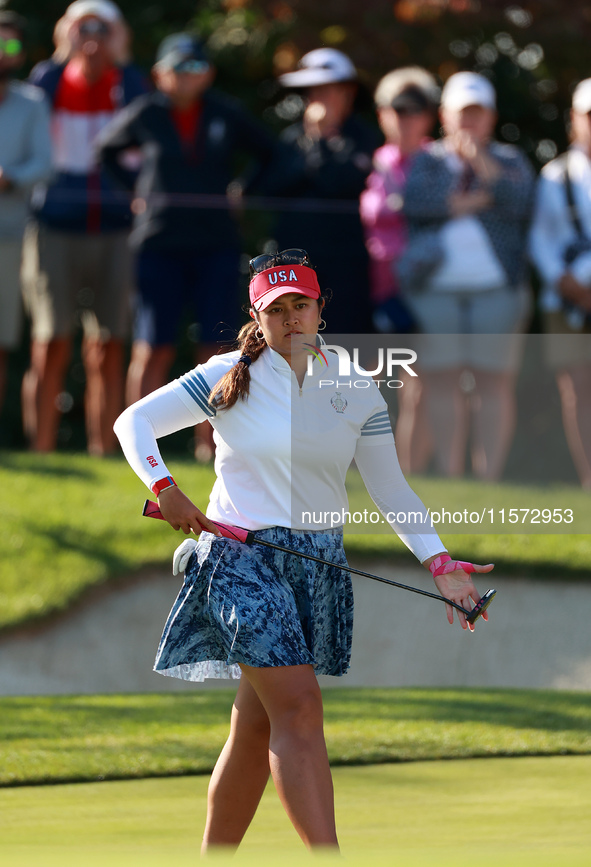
[156,485,222,537]
[172,538,200,576]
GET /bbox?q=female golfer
[114,249,493,853]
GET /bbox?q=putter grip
[142,499,252,544]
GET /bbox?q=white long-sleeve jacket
[529,146,591,313]
[114,346,446,563]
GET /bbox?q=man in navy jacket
[97,33,280,460]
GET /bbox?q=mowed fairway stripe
[1,757,590,867]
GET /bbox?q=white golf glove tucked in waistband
[172,538,200,575]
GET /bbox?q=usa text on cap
[249,264,321,311]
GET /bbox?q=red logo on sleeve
[147,455,159,468]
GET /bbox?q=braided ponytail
[209,321,267,410]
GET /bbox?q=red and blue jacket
[29,58,148,233]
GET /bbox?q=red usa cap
[249,264,321,311]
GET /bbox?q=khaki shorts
[403,285,532,372]
[22,223,132,342]
[0,237,23,349]
[543,312,591,370]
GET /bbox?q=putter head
[466,588,497,625]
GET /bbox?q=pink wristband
[429,554,476,577]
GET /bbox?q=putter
[142,499,496,625]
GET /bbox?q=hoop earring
[318,319,327,331]
[255,328,265,340]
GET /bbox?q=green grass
[1,688,591,788]
[1,758,590,866]
[2,451,590,633]
[344,469,591,573]
[1,452,216,632]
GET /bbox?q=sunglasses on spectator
[78,20,110,38]
[172,59,210,74]
[393,105,428,117]
[0,37,22,56]
[249,248,314,278]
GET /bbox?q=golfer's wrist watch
[151,476,177,497]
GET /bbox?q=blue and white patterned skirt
[153,526,353,682]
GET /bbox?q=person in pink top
[361,67,439,332]
[360,67,439,473]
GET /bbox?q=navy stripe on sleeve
[179,370,217,418]
[360,409,392,436]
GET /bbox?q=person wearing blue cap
[97,32,280,460]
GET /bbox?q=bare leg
[22,337,72,452]
[422,368,468,477]
[202,677,271,852]
[395,371,433,475]
[125,341,175,406]
[556,363,591,489]
[238,663,338,850]
[0,348,7,416]
[470,370,517,481]
[83,337,124,455]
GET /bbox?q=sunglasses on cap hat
[392,104,428,117]
[391,86,432,115]
[172,58,210,74]
[249,248,314,278]
[0,37,22,56]
[249,248,320,311]
[78,19,110,37]
[156,32,209,71]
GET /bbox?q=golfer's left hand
[433,563,494,632]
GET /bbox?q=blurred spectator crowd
[1,0,591,486]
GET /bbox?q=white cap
[572,78,591,114]
[441,72,496,111]
[279,48,357,88]
[64,0,122,22]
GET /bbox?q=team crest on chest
[331,392,347,414]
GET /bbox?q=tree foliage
[3,0,590,164]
